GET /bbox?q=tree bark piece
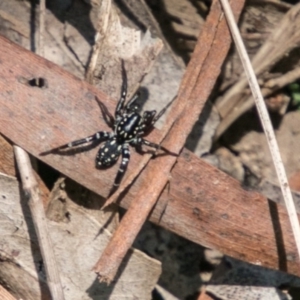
[0,34,299,276]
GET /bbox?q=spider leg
[135,138,178,156]
[41,132,111,155]
[151,96,175,125]
[95,96,115,128]
[115,60,127,118]
[130,137,159,151]
[137,97,175,136]
[141,139,160,151]
[113,144,130,188]
[125,92,140,112]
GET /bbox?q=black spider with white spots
[47,61,173,193]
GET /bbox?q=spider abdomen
[115,113,141,142]
[96,138,122,168]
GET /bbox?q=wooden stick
[92,0,246,282]
[14,146,65,300]
[0,34,299,276]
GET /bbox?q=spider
[43,61,174,194]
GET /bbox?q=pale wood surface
[0,285,16,300]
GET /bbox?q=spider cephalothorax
[44,61,173,193]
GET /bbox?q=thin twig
[38,0,45,57]
[14,146,65,300]
[219,0,300,264]
[215,64,300,140]
[214,63,300,141]
[265,66,300,89]
[93,0,246,282]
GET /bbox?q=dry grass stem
[14,146,65,300]
[219,0,300,265]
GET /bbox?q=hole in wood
[27,77,47,88]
